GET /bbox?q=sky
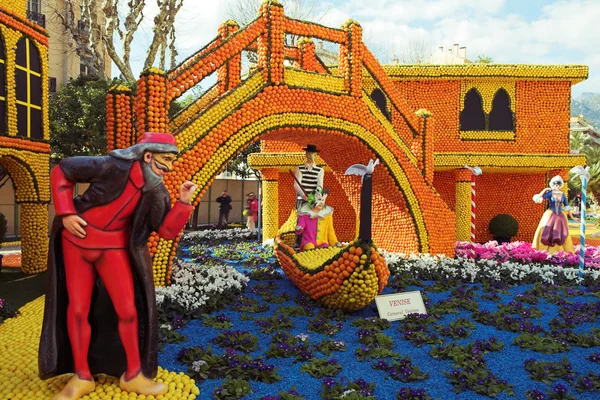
[121,0,600,97]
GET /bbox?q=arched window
[370,88,390,121]
[15,37,42,139]
[460,88,485,131]
[489,88,514,131]
[0,35,6,134]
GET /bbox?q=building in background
[570,115,600,147]
[0,0,112,242]
[426,44,471,64]
[26,0,112,92]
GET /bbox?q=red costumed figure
[38,132,197,400]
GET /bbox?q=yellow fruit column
[261,168,279,242]
[20,203,49,274]
[455,168,472,242]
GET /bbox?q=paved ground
[0,268,46,310]
[1,245,45,309]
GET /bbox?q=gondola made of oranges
[274,210,390,311]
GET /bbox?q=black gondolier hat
[302,144,319,153]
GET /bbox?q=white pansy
[181,228,258,243]
[155,261,249,312]
[383,251,600,285]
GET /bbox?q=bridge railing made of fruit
[104,0,435,286]
[164,0,422,149]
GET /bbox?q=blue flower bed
[159,240,600,399]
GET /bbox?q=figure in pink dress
[295,189,342,251]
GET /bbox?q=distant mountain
[572,92,600,128]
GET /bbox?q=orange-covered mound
[275,234,390,312]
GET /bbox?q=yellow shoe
[53,374,95,400]
[120,371,168,396]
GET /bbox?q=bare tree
[224,0,322,32]
[388,33,436,64]
[51,0,183,83]
[223,0,326,63]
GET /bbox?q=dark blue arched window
[489,88,514,131]
[460,88,485,131]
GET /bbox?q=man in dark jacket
[39,132,196,400]
[216,189,232,227]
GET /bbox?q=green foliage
[222,141,261,179]
[488,214,519,238]
[50,75,191,162]
[213,378,253,399]
[569,128,600,200]
[157,327,186,352]
[476,55,494,64]
[300,358,343,378]
[524,357,575,385]
[49,76,123,161]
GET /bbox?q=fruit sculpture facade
[96,0,585,288]
[0,1,50,274]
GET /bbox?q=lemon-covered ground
[0,296,200,400]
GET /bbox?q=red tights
[62,237,141,380]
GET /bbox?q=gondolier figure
[39,132,197,400]
[293,144,324,248]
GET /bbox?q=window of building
[489,88,514,131]
[459,83,516,141]
[370,88,390,121]
[459,88,485,131]
[15,37,43,139]
[0,36,6,135]
[49,77,57,93]
[27,0,41,14]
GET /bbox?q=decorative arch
[15,37,42,139]
[0,154,41,202]
[0,34,5,134]
[489,88,514,131]
[175,111,432,253]
[460,88,485,131]
[370,88,390,121]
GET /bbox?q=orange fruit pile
[275,236,389,311]
[106,85,133,151]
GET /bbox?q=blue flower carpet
[158,240,600,400]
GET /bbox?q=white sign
[374,291,427,321]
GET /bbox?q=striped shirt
[294,164,324,198]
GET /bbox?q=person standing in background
[216,189,232,228]
[245,192,259,229]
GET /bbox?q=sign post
[374,291,427,321]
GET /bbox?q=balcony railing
[26,11,46,28]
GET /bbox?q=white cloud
[349,0,506,22]
[321,0,600,94]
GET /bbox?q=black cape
[39,155,171,380]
